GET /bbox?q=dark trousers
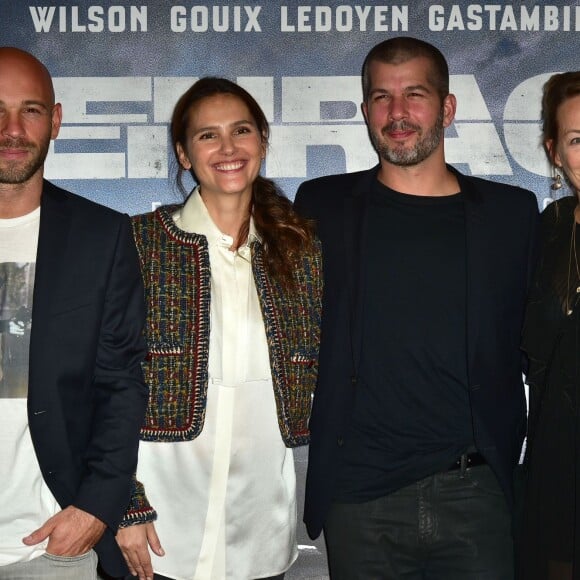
[324,464,513,580]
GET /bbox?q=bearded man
[294,36,539,579]
[0,47,147,580]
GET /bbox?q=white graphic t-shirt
[0,208,59,566]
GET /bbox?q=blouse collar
[171,187,260,258]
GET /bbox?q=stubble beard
[0,137,51,185]
[370,107,445,167]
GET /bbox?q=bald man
[0,47,147,579]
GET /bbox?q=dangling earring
[551,166,563,191]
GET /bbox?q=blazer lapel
[343,167,378,374]
[454,168,485,376]
[28,182,72,402]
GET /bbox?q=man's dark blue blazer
[26,180,148,576]
[294,165,539,540]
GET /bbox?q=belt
[448,451,486,471]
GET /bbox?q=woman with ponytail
[116,77,322,580]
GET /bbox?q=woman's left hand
[116,522,164,580]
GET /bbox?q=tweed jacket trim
[131,206,322,446]
[132,207,211,442]
[118,476,156,528]
[251,241,321,446]
[124,205,322,525]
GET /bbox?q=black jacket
[294,165,539,539]
[27,181,148,576]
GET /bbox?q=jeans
[324,465,513,580]
[0,550,98,580]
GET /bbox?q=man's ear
[51,103,62,139]
[442,93,457,129]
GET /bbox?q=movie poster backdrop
[3,1,578,576]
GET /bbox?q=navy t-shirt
[334,180,474,502]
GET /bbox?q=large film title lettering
[44,74,551,181]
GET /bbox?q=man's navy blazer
[294,166,539,539]
[26,181,148,576]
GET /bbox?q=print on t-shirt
[0,262,34,399]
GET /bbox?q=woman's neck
[199,188,252,244]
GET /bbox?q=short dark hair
[362,36,449,102]
[541,72,580,163]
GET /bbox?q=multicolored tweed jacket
[121,206,322,525]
